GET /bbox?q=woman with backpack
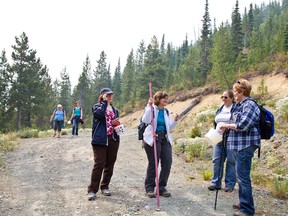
[69,101,83,137]
[50,104,66,138]
[219,79,261,216]
[142,91,180,198]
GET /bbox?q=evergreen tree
[121,49,135,108]
[138,36,166,100]
[112,58,122,107]
[209,22,234,89]
[231,0,244,62]
[9,32,51,130]
[93,51,111,93]
[200,0,212,82]
[59,67,71,115]
[72,55,93,120]
[0,50,11,131]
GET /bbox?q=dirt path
[0,129,287,216]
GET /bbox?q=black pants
[88,136,120,193]
[144,131,172,193]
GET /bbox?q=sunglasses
[220,96,228,99]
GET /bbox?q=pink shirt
[106,110,116,135]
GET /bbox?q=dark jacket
[91,100,119,145]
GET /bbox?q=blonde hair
[233,79,252,97]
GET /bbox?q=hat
[100,87,113,94]
[57,104,62,108]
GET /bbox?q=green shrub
[190,126,201,138]
[185,141,208,162]
[17,129,39,138]
[271,178,288,199]
[202,170,212,181]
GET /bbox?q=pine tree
[59,67,72,115]
[210,22,234,89]
[121,49,135,109]
[72,55,93,120]
[200,0,212,82]
[231,0,244,62]
[112,58,122,107]
[9,32,51,130]
[93,51,111,93]
[0,50,11,132]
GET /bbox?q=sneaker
[232,203,241,210]
[160,191,171,197]
[57,135,60,138]
[224,188,233,192]
[87,192,96,201]
[53,134,56,137]
[146,191,156,198]
[101,189,111,196]
[208,185,221,191]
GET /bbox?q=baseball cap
[100,87,113,94]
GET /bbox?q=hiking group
[55,78,270,216]
[50,101,84,138]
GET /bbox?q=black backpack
[138,108,169,140]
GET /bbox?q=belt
[156,130,167,135]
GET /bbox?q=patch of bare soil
[0,129,287,216]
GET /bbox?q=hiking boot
[224,187,233,192]
[87,192,96,201]
[232,203,241,210]
[160,191,171,197]
[233,211,252,216]
[146,191,156,198]
[208,185,221,191]
[101,189,111,196]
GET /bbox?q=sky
[0,0,276,87]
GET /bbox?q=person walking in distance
[208,90,237,192]
[50,104,66,138]
[142,91,180,198]
[69,101,83,137]
[220,79,261,216]
[87,88,120,201]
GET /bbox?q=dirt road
[0,129,287,216]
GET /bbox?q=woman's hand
[174,114,180,121]
[148,97,153,106]
[102,94,107,101]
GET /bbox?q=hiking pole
[214,131,227,210]
[149,81,160,209]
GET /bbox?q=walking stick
[214,131,228,210]
[149,81,161,209]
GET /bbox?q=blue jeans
[72,117,80,135]
[235,145,258,216]
[211,141,236,189]
[144,132,172,193]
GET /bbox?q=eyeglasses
[220,96,228,99]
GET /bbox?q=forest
[1,0,288,132]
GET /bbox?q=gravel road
[0,129,287,216]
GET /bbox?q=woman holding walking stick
[142,91,180,198]
[220,79,260,216]
[208,90,237,192]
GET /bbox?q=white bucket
[114,124,125,135]
[205,128,222,145]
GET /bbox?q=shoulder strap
[164,108,169,116]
